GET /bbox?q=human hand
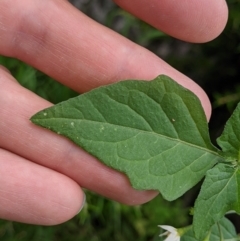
[0,0,228,225]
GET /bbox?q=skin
[0,0,228,225]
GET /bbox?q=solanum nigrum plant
[31,75,240,241]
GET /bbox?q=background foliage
[0,0,240,240]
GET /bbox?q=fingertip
[114,0,229,43]
[0,150,86,225]
[42,176,86,225]
[191,0,229,43]
[123,190,159,206]
[197,86,212,121]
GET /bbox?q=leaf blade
[217,103,240,161]
[193,163,240,240]
[31,75,222,200]
[182,217,237,241]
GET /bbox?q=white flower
[158,225,180,241]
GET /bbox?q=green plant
[0,58,188,241]
[1,1,240,240]
[31,75,240,240]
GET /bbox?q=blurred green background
[0,0,240,240]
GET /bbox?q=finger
[114,0,228,43]
[0,0,211,118]
[0,68,158,205]
[0,65,11,73]
[0,149,85,225]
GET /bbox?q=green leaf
[31,75,222,200]
[217,103,240,161]
[182,217,237,241]
[193,163,240,240]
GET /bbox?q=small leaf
[31,75,222,200]
[217,103,240,161]
[193,163,240,240]
[182,217,237,241]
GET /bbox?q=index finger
[114,0,228,43]
[0,0,212,118]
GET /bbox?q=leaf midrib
[34,116,221,157]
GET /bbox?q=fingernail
[77,192,86,214]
